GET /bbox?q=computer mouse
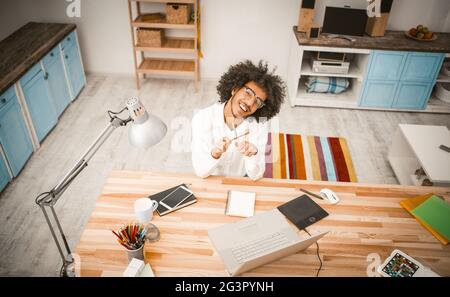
[319,188,340,204]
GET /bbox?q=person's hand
[236,141,258,157]
[211,137,231,159]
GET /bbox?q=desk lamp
[35,97,167,277]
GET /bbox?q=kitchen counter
[0,22,76,94]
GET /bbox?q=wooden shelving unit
[128,0,199,90]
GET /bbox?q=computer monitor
[321,6,368,36]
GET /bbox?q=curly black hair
[216,60,286,122]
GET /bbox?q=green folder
[411,195,450,241]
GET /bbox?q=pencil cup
[134,198,159,223]
[126,244,145,262]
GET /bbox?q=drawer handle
[68,37,71,41]
[50,52,54,57]
[44,72,49,80]
[1,98,6,103]
[65,55,68,59]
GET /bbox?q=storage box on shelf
[166,3,191,24]
[128,0,199,90]
[137,28,165,47]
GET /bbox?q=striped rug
[264,133,357,182]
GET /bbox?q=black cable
[303,228,323,277]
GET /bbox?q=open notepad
[225,190,255,217]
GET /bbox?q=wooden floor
[0,74,449,276]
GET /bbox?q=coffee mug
[134,198,158,223]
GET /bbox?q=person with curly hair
[191,60,286,180]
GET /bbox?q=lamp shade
[126,97,167,149]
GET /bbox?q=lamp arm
[35,115,130,276]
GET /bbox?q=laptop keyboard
[231,232,291,263]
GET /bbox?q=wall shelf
[132,15,196,30]
[300,62,364,80]
[128,0,199,90]
[135,37,195,54]
[137,58,195,75]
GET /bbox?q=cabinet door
[401,52,445,83]
[359,80,397,108]
[46,53,71,117]
[0,153,11,192]
[0,97,33,177]
[392,82,431,110]
[21,68,58,142]
[63,43,85,100]
[367,51,407,81]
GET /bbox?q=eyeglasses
[243,85,265,109]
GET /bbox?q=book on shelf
[148,183,197,216]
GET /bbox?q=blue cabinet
[62,32,85,100]
[0,87,33,177]
[392,82,432,109]
[20,64,58,142]
[401,52,444,82]
[0,154,11,192]
[360,80,397,108]
[43,45,71,117]
[360,50,445,110]
[367,51,407,81]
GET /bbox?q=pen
[231,131,250,141]
[299,188,324,200]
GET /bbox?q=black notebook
[277,195,328,230]
[148,184,197,216]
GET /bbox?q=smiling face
[230,81,268,119]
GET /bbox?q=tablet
[159,185,193,210]
[377,249,439,277]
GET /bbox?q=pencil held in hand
[231,130,250,141]
[112,223,146,250]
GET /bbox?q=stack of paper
[225,191,255,218]
[400,194,450,245]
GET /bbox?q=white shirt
[191,102,268,180]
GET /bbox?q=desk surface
[293,27,450,53]
[75,171,450,277]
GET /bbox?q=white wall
[0,1,25,41]
[7,0,135,75]
[200,0,298,80]
[1,0,449,81]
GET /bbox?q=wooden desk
[75,171,450,277]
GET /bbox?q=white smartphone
[159,185,193,210]
[377,249,440,277]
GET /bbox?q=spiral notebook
[148,184,197,216]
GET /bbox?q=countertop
[0,22,76,94]
[293,26,450,53]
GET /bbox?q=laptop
[208,209,328,276]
